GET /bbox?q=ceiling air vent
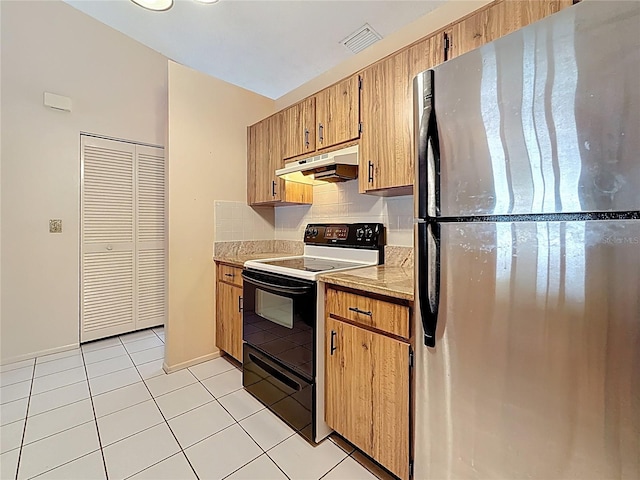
[341,23,382,54]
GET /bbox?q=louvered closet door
[81,137,136,341]
[135,145,166,330]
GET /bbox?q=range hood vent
[276,145,358,185]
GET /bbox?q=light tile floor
[0,328,393,480]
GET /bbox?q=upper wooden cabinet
[359,35,444,195]
[315,75,361,150]
[247,114,312,206]
[446,0,575,59]
[249,0,578,200]
[282,75,361,160]
[282,97,316,160]
[247,117,273,205]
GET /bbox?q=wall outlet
[49,219,62,233]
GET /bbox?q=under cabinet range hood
[275,145,358,185]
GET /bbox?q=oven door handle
[241,272,314,295]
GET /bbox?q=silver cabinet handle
[318,123,324,144]
[348,307,372,316]
[330,330,337,355]
[238,296,243,312]
[304,128,310,147]
[224,273,234,278]
[368,161,374,183]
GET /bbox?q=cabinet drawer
[326,287,409,339]
[217,264,243,287]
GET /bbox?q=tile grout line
[13,361,35,480]
[23,362,131,478]
[80,344,110,480]
[317,455,352,480]
[188,371,270,479]
[118,335,202,480]
[221,365,359,479]
[1,329,164,479]
[12,343,158,387]
[190,365,294,480]
[0,359,35,375]
[21,419,97,450]
[8,339,351,480]
[129,359,288,480]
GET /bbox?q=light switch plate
[49,219,62,233]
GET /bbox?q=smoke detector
[341,23,383,54]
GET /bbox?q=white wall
[276,182,413,246]
[0,0,168,363]
[165,61,274,371]
[275,0,492,109]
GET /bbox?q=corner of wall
[165,63,275,370]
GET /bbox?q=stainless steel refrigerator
[413,1,639,478]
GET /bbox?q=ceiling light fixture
[131,0,173,12]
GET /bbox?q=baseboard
[163,350,222,374]
[1,343,80,366]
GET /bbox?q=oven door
[241,269,316,381]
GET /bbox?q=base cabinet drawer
[217,264,243,287]
[326,287,409,339]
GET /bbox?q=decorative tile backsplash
[214,201,274,242]
[214,182,414,247]
[275,181,414,247]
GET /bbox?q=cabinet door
[247,125,257,205]
[282,97,316,159]
[216,281,243,361]
[360,35,443,194]
[268,113,284,202]
[249,117,282,205]
[325,317,410,479]
[448,0,574,59]
[315,75,360,150]
[248,120,274,204]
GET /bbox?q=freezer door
[413,219,640,479]
[432,1,640,217]
[413,69,437,220]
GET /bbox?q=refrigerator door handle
[418,221,441,347]
[414,69,439,220]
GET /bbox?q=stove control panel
[304,223,385,249]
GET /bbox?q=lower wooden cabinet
[215,263,243,362]
[325,287,411,479]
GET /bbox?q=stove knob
[356,228,364,238]
[312,228,318,236]
[305,228,313,237]
[365,228,374,238]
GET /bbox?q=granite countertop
[213,252,297,268]
[319,265,414,302]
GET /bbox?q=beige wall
[275,0,491,110]
[165,61,274,371]
[0,0,168,363]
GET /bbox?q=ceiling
[63,0,446,99]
